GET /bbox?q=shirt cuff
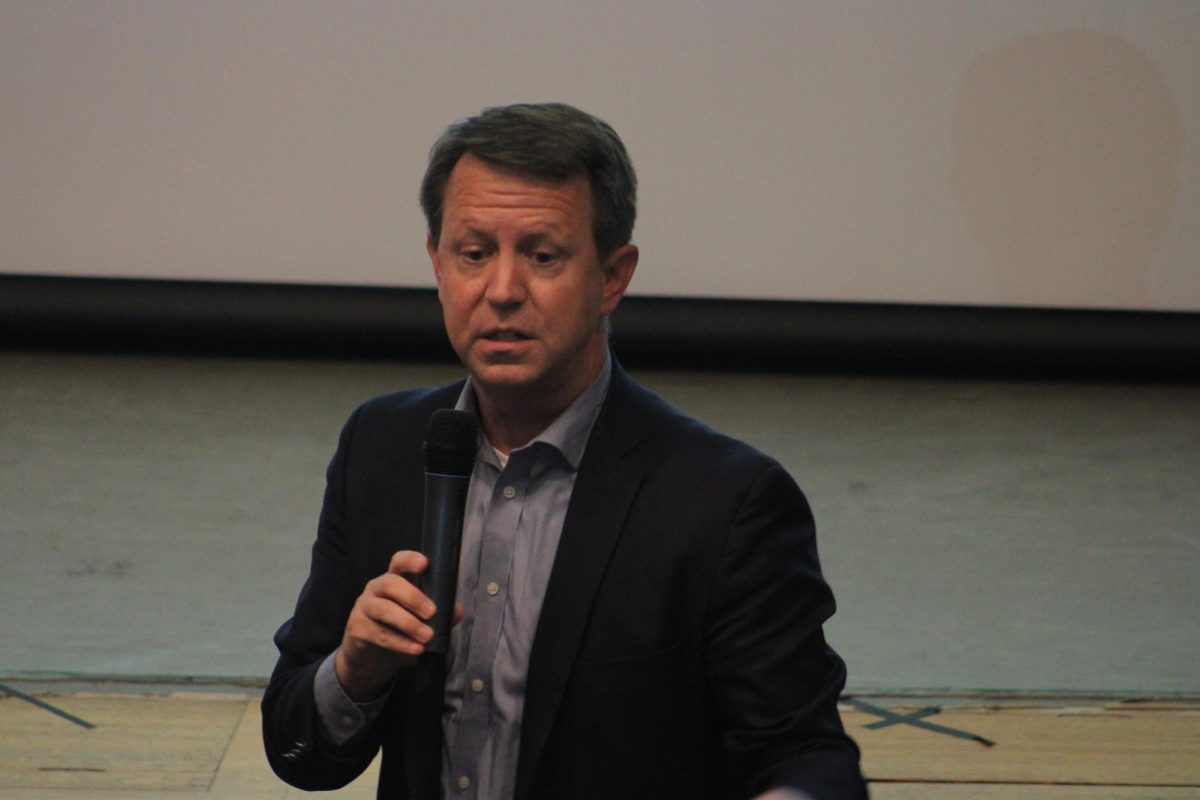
[313,651,390,746]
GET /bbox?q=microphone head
[424,409,479,476]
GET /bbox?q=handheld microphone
[419,408,478,655]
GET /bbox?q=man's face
[429,155,636,412]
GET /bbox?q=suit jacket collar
[514,359,650,800]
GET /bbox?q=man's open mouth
[483,330,532,342]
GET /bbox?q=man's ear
[600,244,638,316]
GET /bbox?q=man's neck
[476,399,558,455]
[474,351,608,455]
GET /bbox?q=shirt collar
[454,353,611,471]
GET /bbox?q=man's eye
[461,248,487,263]
[532,251,558,265]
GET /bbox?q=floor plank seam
[206,698,250,794]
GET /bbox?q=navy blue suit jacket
[263,362,866,799]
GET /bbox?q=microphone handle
[419,471,470,655]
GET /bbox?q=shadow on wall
[952,31,1184,311]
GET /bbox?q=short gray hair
[420,103,637,259]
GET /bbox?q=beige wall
[2,1,1196,311]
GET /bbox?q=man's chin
[467,361,541,392]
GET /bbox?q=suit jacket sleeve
[706,461,866,799]
[261,404,385,790]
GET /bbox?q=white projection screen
[3,1,1198,312]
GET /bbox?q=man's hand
[334,550,458,702]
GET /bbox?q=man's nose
[485,253,526,307]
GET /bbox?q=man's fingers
[339,552,442,679]
[336,556,441,699]
[369,572,436,621]
[358,622,427,656]
[361,593,434,645]
[344,623,424,658]
[388,549,429,576]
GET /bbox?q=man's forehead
[449,153,588,192]
[442,155,592,216]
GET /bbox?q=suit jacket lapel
[514,363,647,800]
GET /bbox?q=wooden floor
[1,689,1197,799]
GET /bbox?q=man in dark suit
[263,103,867,799]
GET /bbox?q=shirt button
[457,775,471,790]
[471,678,485,693]
[502,485,517,499]
[486,581,500,596]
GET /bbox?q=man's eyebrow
[446,224,494,242]
[516,232,562,249]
